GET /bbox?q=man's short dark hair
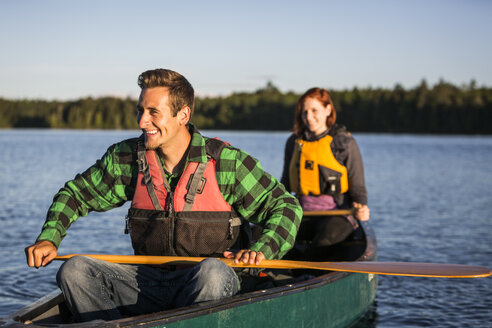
[138,69,194,117]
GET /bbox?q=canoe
[0,220,377,328]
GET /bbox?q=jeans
[56,256,239,322]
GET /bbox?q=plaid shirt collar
[187,123,208,163]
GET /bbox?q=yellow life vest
[289,134,348,196]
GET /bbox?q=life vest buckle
[124,214,130,234]
[137,158,148,172]
[228,218,234,239]
[185,193,194,204]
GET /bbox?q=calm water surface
[0,129,491,327]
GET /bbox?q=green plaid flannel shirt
[37,126,302,260]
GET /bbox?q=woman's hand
[223,249,265,265]
[353,202,370,221]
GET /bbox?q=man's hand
[353,202,370,221]
[25,240,57,268]
[223,249,265,265]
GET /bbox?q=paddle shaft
[303,209,355,216]
[54,254,492,278]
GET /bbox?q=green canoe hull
[162,272,377,328]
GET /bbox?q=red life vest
[126,138,243,257]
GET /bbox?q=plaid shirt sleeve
[217,146,302,260]
[36,139,138,248]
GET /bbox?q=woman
[281,87,369,249]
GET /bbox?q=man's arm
[220,147,302,261]
[27,140,137,263]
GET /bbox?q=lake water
[0,129,491,327]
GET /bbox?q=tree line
[1,79,491,134]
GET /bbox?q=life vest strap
[137,145,163,211]
[153,148,171,193]
[183,159,209,211]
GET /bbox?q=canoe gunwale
[1,291,66,327]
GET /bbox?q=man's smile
[145,130,158,135]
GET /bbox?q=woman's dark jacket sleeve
[280,134,296,191]
[332,131,368,205]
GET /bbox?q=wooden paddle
[54,254,492,278]
[303,209,355,216]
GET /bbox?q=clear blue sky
[1,0,490,100]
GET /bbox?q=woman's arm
[280,134,297,191]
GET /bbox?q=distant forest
[1,79,491,134]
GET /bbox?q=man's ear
[178,106,191,125]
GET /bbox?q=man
[25,68,302,322]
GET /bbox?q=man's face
[137,87,181,150]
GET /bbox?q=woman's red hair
[293,87,337,136]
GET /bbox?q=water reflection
[353,301,379,328]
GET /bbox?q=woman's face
[301,97,332,136]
